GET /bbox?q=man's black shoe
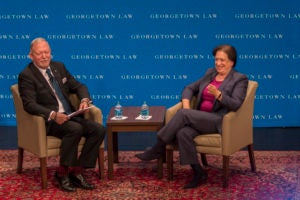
[69,173,96,190]
[54,172,76,192]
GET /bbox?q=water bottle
[114,101,122,119]
[141,101,149,119]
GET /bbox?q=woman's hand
[207,84,221,99]
[182,99,191,109]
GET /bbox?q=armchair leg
[200,153,208,166]
[248,144,256,172]
[17,147,24,174]
[40,157,47,189]
[167,148,174,180]
[223,155,229,188]
[98,147,105,179]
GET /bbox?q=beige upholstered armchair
[10,84,105,189]
[164,80,258,188]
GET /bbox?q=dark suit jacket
[18,61,90,120]
[182,68,248,117]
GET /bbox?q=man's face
[29,40,52,69]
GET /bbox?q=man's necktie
[46,68,72,114]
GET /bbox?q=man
[18,37,106,192]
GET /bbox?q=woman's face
[214,50,234,75]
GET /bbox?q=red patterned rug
[0,150,299,200]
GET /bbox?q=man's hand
[54,112,70,124]
[79,101,90,113]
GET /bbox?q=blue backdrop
[1,0,300,127]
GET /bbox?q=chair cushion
[47,136,62,149]
[193,134,221,147]
[47,136,86,149]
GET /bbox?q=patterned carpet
[0,150,299,200]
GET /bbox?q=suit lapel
[195,70,217,109]
[50,66,62,85]
[212,69,235,111]
[49,65,69,99]
[29,64,56,98]
[200,69,217,95]
[218,69,235,91]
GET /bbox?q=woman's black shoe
[135,150,161,161]
[135,137,166,161]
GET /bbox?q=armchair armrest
[220,80,258,155]
[16,112,48,157]
[11,84,48,157]
[165,102,182,124]
[222,105,253,155]
[165,96,197,124]
[84,105,103,124]
[68,94,103,124]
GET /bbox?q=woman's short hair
[212,44,237,67]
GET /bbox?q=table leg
[107,126,114,179]
[113,132,119,163]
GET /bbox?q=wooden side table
[106,106,166,179]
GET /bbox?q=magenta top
[199,78,223,112]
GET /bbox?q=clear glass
[114,101,122,119]
[141,101,149,119]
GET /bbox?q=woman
[135,44,248,189]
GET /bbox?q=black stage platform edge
[0,126,299,150]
